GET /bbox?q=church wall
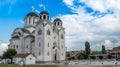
[35,24,45,61]
[58,30,66,61]
[10,38,22,53]
[52,32,59,61]
[43,24,53,61]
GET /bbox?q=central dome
[26,12,38,17]
[40,11,49,15]
[39,11,50,20]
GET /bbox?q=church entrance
[54,49,57,61]
[55,54,57,61]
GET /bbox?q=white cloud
[79,0,120,12]
[39,4,44,7]
[0,42,9,56]
[63,0,74,6]
[61,0,120,51]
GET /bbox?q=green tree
[85,41,91,59]
[102,45,106,54]
[2,49,17,63]
[77,51,85,59]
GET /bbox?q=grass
[0,64,64,67]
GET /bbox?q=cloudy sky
[0,0,120,55]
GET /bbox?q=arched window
[40,16,42,19]
[38,28,42,35]
[14,45,15,48]
[48,43,49,47]
[16,45,18,49]
[26,45,28,48]
[47,16,49,20]
[29,17,31,24]
[33,17,35,24]
[47,29,50,35]
[43,15,46,19]
[53,42,56,49]
[61,34,64,39]
[54,22,56,26]
[39,42,41,47]
[39,52,41,56]
[58,22,60,25]
[47,52,49,56]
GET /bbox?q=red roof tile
[14,53,31,58]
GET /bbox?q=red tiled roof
[14,53,31,58]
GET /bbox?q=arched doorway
[54,49,57,61]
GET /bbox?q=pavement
[67,60,120,67]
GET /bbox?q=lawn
[0,64,64,67]
[1,64,120,67]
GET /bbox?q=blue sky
[0,0,72,42]
[0,0,120,53]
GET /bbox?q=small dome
[54,18,62,22]
[26,12,38,17]
[40,11,49,15]
[53,18,62,26]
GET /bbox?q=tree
[85,41,91,59]
[2,49,17,63]
[77,51,86,59]
[102,45,106,54]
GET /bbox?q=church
[8,7,66,63]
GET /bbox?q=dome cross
[32,6,34,12]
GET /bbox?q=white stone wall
[25,55,36,65]
[35,23,45,61]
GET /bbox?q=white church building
[8,8,66,63]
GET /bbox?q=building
[66,51,80,59]
[13,53,36,65]
[8,8,66,63]
[109,48,120,58]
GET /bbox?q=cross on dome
[32,6,34,12]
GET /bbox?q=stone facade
[9,10,66,63]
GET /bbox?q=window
[54,22,56,26]
[39,42,41,47]
[43,15,46,19]
[47,16,49,20]
[40,16,42,19]
[30,58,32,60]
[54,36,56,39]
[16,45,18,49]
[38,28,42,35]
[14,45,15,48]
[47,52,49,56]
[61,34,63,39]
[48,43,49,47]
[29,17,31,24]
[62,53,63,56]
[58,22,60,25]
[39,52,41,56]
[47,29,50,35]
[26,45,28,48]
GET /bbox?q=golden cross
[32,6,34,12]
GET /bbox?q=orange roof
[14,53,31,58]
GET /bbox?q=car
[116,56,120,61]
